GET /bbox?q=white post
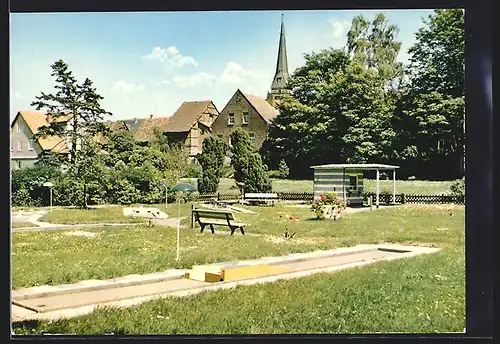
[376,169,380,209]
[392,169,396,204]
[342,168,346,202]
[176,198,180,261]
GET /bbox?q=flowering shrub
[311,192,347,219]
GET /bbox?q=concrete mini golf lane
[11,244,440,322]
[13,278,209,313]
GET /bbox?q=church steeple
[267,14,291,108]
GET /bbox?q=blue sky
[10,10,435,121]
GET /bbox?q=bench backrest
[245,193,278,199]
[193,209,235,221]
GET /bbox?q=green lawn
[11,204,464,334]
[39,206,148,225]
[182,178,454,195]
[12,204,463,287]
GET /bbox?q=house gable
[210,89,270,150]
[10,111,69,160]
[164,100,214,134]
[163,100,219,156]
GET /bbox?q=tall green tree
[30,59,113,207]
[393,9,465,179]
[346,13,404,87]
[262,48,351,176]
[69,139,108,207]
[262,49,396,178]
[196,136,228,193]
[407,9,464,97]
[31,59,112,162]
[231,128,271,193]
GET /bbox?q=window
[249,132,255,146]
[228,113,235,125]
[349,176,357,191]
[28,139,34,151]
[277,77,282,83]
[242,112,249,124]
[16,122,20,132]
[17,141,22,151]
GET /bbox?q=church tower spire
[267,14,291,108]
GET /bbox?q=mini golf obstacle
[123,207,169,219]
[184,245,419,283]
[12,244,440,322]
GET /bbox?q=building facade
[211,89,279,151]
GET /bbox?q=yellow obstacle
[187,263,291,283]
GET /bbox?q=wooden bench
[244,193,279,206]
[192,208,248,235]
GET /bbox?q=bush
[11,135,192,207]
[183,160,202,178]
[268,170,282,178]
[379,189,393,205]
[449,178,465,198]
[105,176,140,205]
[11,165,61,207]
[278,159,289,178]
[12,188,36,207]
[268,159,290,179]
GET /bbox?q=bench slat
[193,210,235,221]
[198,220,247,227]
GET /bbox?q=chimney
[133,118,137,124]
[150,114,153,119]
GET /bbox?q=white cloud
[155,80,171,86]
[218,61,258,84]
[111,80,145,92]
[141,46,198,68]
[172,72,216,88]
[330,19,351,38]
